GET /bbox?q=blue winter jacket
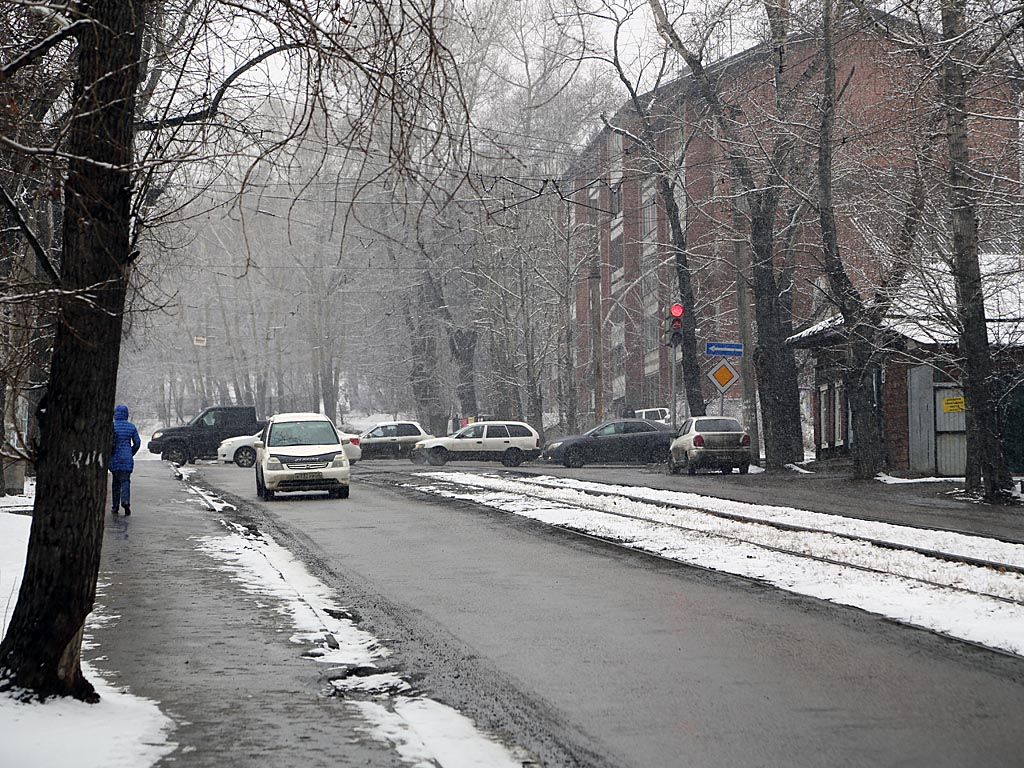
[110,404,141,472]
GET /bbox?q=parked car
[217,432,261,467]
[668,417,751,475]
[359,421,433,459]
[254,413,352,500]
[338,431,362,464]
[149,405,266,465]
[220,428,360,467]
[543,419,674,468]
[410,421,541,467]
[633,407,670,424]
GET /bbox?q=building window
[609,181,623,218]
[642,185,657,239]
[834,384,845,446]
[610,233,623,270]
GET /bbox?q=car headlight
[152,430,163,440]
[414,442,424,449]
[331,453,347,468]
[267,456,283,470]
[546,441,562,451]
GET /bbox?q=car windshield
[694,418,743,432]
[268,420,339,447]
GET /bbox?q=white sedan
[217,433,261,467]
[219,429,361,468]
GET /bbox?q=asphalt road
[192,459,1024,768]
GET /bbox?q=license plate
[295,471,322,480]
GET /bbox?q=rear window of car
[506,424,533,437]
[397,423,421,437]
[695,418,743,432]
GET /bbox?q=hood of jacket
[114,404,130,421]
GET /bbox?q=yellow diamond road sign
[708,359,739,393]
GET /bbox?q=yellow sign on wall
[942,397,965,413]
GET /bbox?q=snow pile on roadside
[194,518,527,768]
[412,472,1024,657]
[0,513,176,768]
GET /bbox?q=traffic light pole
[670,343,678,430]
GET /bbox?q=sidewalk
[91,461,404,768]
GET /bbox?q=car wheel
[667,450,681,474]
[336,486,350,499]
[564,449,584,469]
[501,448,523,467]
[427,447,449,466]
[685,454,696,475]
[234,446,256,468]
[163,445,187,466]
[739,461,750,475]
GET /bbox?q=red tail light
[350,437,360,446]
[741,435,750,446]
[693,435,705,447]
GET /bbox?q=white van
[634,407,670,424]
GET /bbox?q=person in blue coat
[110,403,141,515]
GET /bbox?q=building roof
[788,254,1024,349]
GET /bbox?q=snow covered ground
[409,472,1024,657]
[3,464,1022,766]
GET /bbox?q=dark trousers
[111,470,132,509]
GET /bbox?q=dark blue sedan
[542,419,675,468]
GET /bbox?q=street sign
[707,359,739,393]
[705,341,743,357]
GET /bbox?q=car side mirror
[253,440,264,449]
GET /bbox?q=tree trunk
[0,0,142,701]
[816,0,885,478]
[940,0,1013,500]
[449,327,478,418]
[750,207,804,468]
[657,176,706,417]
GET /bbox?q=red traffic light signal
[663,303,685,347]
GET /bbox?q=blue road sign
[705,341,744,357]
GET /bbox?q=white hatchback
[255,413,351,500]
[410,421,541,467]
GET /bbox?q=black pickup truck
[148,405,265,465]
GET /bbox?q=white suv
[255,413,351,500]
[410,421,541,467]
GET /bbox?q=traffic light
[664,302,684,347]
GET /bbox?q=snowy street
[4,459,1024,767]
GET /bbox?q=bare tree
[647,0,807,467]
[848,0,1021,499]
[1,0,468,701]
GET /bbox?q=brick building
[564,24,1022,452]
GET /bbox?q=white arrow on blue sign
[705,342,744,357]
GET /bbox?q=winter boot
[122,504,131,516]
[111,506,118,515]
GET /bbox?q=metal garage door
[934,385,966,477]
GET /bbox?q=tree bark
[940,0,1013,500]
[0,0,142,701]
